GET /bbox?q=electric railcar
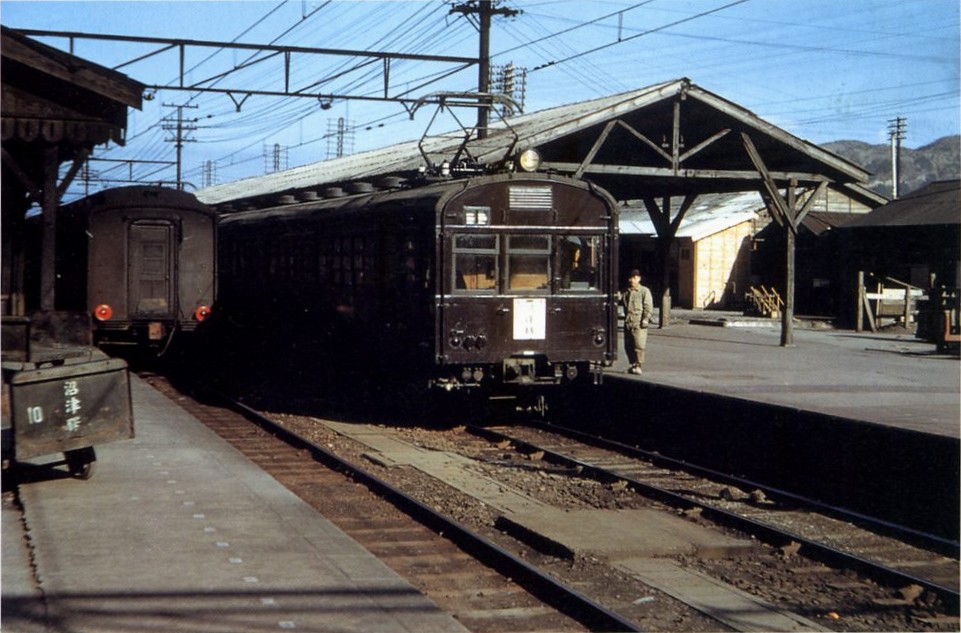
[49,186,216,351]
[217,171,619,391]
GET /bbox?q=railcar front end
[433,174,618,390]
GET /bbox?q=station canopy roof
[1,26,143,155]
[198,78,872,211]
[2,26,144,219]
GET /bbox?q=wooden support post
[671,99,681,175]
[40,145,60,312]
[641,194,696,329]
[743,133,815,348]
[660,195,671,328]
[876,281,882,325]
[781,180,797,346]
[856,271,864,333]
[903,287,911,329]
[782,225,795,345]
[658,234,672,328]
[863,291,878,333]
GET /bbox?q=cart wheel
[65,447,97,480]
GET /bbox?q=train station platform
[615,310,960,439]
[1,376,469,633]
[604,311,958,538]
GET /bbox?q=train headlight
[593,330,606,346]
[194,305,212,322]
[517,148,541,172]
[449,333,463,348]
[94,304,113,321]
[463,335,476,350]
[475,335,487,349]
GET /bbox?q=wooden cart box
[7,358,133,461]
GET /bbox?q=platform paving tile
[2,377,468,633]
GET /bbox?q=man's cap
[629,269,641,278]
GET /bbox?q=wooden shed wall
[681,219,756,309]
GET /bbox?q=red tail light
[194,305,211,322]
[93,304,113,321]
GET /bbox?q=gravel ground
[265,412,957,633]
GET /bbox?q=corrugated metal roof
[844,180,960,228]
[196,80,685,207]
[197,77,870,208]
[620,191,762,241]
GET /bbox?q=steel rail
[525,420,959,557]
[468,423,960,613]
[217,396,643,633]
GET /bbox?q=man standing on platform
[620,269,654,375]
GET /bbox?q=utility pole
[201,160,218,188]
[326,117,355,159]
[492,62,527,116]
[888,116,906,199]
[162,103,198,190]
[450,0,519,138]
[263,143,289,174]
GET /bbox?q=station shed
[2,25,144,316]
[619,182,885,313]
[748,184,887,317]
[841,179,960,290]
[838,179,961,337]
[199,78,879,345]
[620,191,762,310]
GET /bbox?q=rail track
[146,374,648,632]
[150,373,960,632]
[470,422,960,610]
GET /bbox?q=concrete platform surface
[2,376,468,633]
[499,507,752,559]
[617,316,960,439]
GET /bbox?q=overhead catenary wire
[61,0,957,195]
[528,0,751,72]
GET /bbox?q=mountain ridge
[822,135,960,197]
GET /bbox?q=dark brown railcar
[50,186,217,350]
[218,172,618,390]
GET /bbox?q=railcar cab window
[463,206,490,225]
[453,234,498,292]
[558,235,601,292]
[507,235,550,292]
[451,233,602,295]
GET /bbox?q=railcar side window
[558,235,601,291]
[507,235,550,292]
[453,234,497,293]
[353,236,365,287]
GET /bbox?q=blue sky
[3,0,958,198]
